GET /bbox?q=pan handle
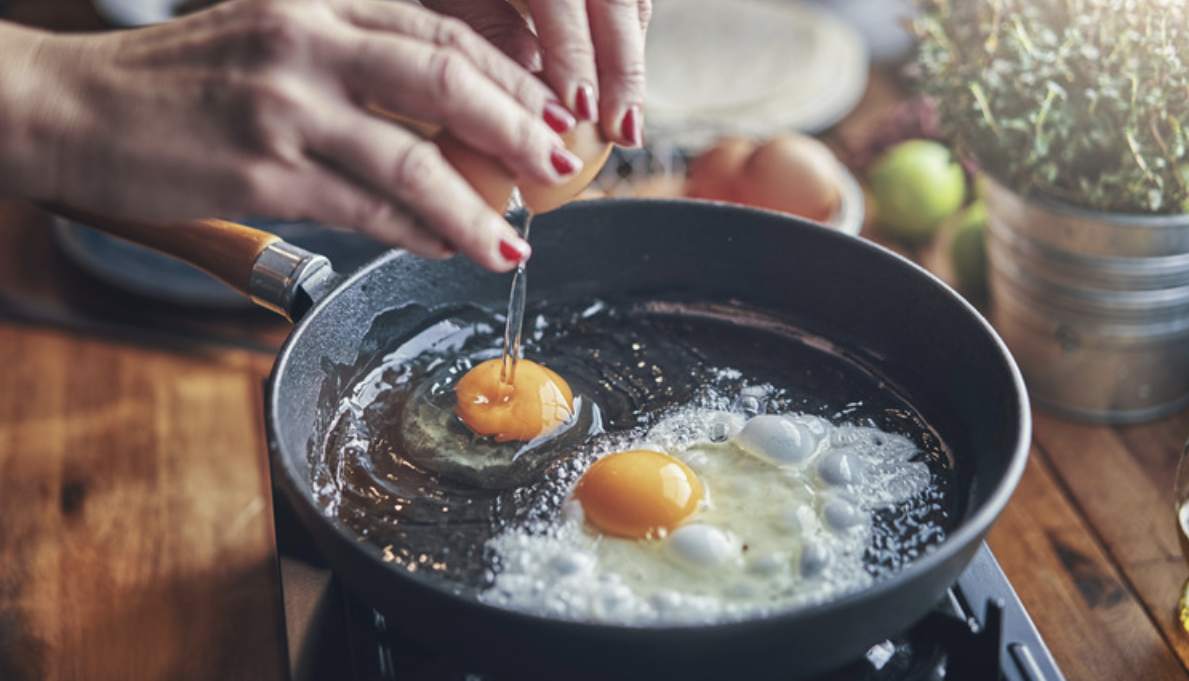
[45,204,334,321]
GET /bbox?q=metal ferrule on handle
[249,242,333,321]
[45,206,340,321]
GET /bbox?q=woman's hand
[0,0,589,271]
[423,0,651,148]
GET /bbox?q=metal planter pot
[985,177,1189,423]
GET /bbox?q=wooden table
[4,5,1189,681]
[12,201,1189,681]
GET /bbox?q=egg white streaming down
[480,405,940,625]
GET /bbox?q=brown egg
[735,133,843,223]
[684,137,757,203]
[435,121,612,216]
[434,131,517,212]
[519,122,612,214]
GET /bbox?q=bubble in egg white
[800,540,832,578]
[823,497,868,532]
[591,584,637,621]
[773,502,819,536]
[547,551,596,577]
[819,448,865,486]
[734,383,771,416]
[667,524,741,570]
[735,414,819,465]
[651,590,684,613]
[736,396,764,416]
[749,552,789,576]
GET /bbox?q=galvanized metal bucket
[985,177,1189,423]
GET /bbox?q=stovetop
[274,502,1064,681]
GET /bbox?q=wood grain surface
[10,192,1189,681]
[0,315,284,681]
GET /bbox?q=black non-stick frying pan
[67,199,1030,680]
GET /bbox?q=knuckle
[637,0,654,29]
[438,9,512,51]
[426,48,475,106]
[511,115,542,159]
[431,15,474,51]
[507,76,544,111]
[561,38,596,63]
[237,1,312,64]
[232,77,305,155]
[391,140,445,197]
[617,62,647,89]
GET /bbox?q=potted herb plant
[911,0,1189,423]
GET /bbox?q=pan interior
[309,292,959,623]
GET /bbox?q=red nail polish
[621,105,643,147]
[575,83,598,122]
[543,101,576,133]
[550,147,581,176]
[499,237,531,263]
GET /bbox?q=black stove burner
[274,502,1063,681]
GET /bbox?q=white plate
[91,0,176,25]
[644,0,869,149]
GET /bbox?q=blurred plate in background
[91,0,173,25]
[644,0,868,150]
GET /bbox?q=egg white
[480,404,937,625]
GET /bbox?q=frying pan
[65,199,1030,680]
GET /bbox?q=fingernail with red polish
[620,105,643,147]
[550,147,582,176]
[499,236,532,264]
[575,83,598,122]
[543,100,576,134]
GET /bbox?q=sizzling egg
[480,401,939,625]
[454,358,574,443]
[572,449,703,539]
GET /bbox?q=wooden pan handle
[45,205,280,296]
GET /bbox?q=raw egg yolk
[454,358,574,443]
[573,450,703,539]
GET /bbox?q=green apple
[921,198,988,297]
[948,200,988,294]
[868,140,967,243]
